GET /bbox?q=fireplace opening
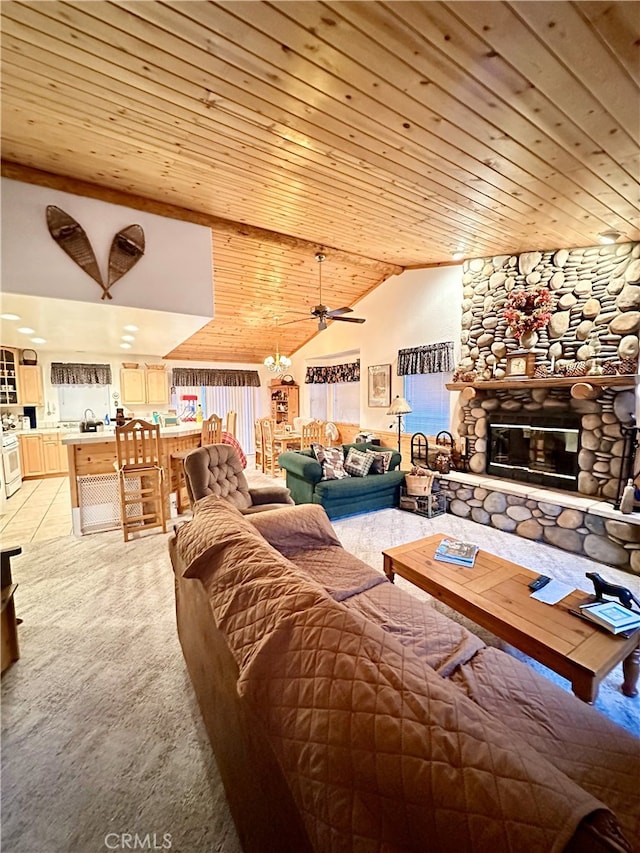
[487,414,581,491]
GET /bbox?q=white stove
[2,429,22,497]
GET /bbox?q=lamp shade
[387,395,412,416]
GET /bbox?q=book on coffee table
[578,600,640,635]
[434,538,479,567]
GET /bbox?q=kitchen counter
[61,423,202,444]
[64,424,203,536]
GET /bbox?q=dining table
[274,431,302,451]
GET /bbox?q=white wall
[1,178,213,316]
[289,265,463,430]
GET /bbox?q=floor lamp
[387,395,412,454]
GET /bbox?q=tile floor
[1,476,73,544]
[0,458,268,547]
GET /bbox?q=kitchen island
[63,424,203,536]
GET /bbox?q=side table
[1,546,21,675]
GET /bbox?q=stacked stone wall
[459,242,640,377]
[444,479,640,574]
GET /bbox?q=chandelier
[263,318,292,374]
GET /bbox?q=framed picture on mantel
[368,364,391,407]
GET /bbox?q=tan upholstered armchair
[183,444,294,513]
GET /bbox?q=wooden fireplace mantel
[446,374,637,392]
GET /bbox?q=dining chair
[225,410,237,438]
[115,418,166,542]
[170,414,222,514]
[300,419,325,450]
[261,418,283,477]
[254,418,265,471]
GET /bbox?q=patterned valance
[172,368,260,387]
[50,362,112,385]
[305,360,360,384]
[397,342,454,375]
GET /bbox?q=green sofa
[278,442,405,519]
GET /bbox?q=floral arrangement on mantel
[503,286,555,341]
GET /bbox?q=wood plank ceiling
[2,1,638,363]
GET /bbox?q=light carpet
[2,507,639,853]
[333,508,640,737]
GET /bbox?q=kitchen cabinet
[19,434,44,477]
[0,348,19,406]
[146,369,169,405]
[17,364,44,406]
[120,368,169,407]
[270,382,299,425]
[42,434,68,474]
[19,433,68,477]
[120,368,146,405]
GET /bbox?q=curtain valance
[172,368,260,387]
[50,362,112,385]
[397,342,454,375]
[305,360,360,384]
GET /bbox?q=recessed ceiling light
[598,230,621,244]
[452,252,464,261]
[31,337,46,344]
[0,313,21,321]
[124,325,139,332]
[17,327,35,334]
[122,334,135,342]
[120,343,132,350]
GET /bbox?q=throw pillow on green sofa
[311,443,349,480]
[344,447,374,477]
[366,449,394,474]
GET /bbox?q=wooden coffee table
[383,534,640,703]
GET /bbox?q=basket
[405,471,435,496]
[122,362,139,369]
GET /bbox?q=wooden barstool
[115,419,167,542]
[170,414,222,514]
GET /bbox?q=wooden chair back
[261,418,281,476]
[115,418,162,470]
[254,418,265,470]
[201,414,223,445]
[225,410,237,437]
[301,420,325,449]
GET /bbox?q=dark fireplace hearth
[487,414,581,491]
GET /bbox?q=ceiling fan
[284,253,366,331]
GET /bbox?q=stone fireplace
[460,383,635,501]
[444,241,640,573]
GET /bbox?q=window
[172,385,256,452]
[403,373,452,436]
[308,383,328,421]
[307,381,360,423]
[333,381,360,424]
[57,384,112,421]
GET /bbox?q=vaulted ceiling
[2,1,638,363]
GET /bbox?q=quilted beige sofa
[169,498,639,853]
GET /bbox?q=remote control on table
[529,575,551,592]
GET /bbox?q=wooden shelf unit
[270,382,299,426]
